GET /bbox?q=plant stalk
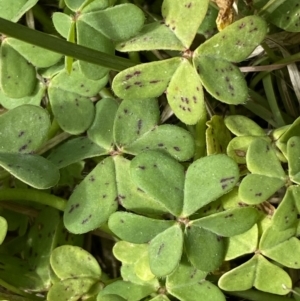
[0,17,136,71]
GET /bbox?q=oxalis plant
[0,0,300,301]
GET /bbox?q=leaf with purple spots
[246,139,286,178]
[24,208,61,289]
[130,150,185,217]
[194,16,267,63]
[51,245,101,279]
[113,156,168,217]
[182,154,239,217]
[114,98,160,149]
[238,138,287,204]
[0,42,37,98]
[116,22,184,52]
[254,0,300,32]
[125,124,195,162]
[0,153,59,189]
[239,174,285,205]
[148,224,183,277]
[48,62,108,134]
[193,56,248,105]
[112,57,181,100]
[0,104,50,153]
[191,207,258,237]
[162,0,210,48]
[64,156,118,234]
[48,137,108,169]
[166,58,205,125]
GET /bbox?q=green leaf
[225,225,258,260]
[48,137,108,169]
[262,237,300,269]
[48,278,97,301]
[218,254,292,295]
[258,0,300,32]
[76,19,112,80]
[239,174,285,205]
[191,207,259,237]
[0,153,60,189]
[98,281,154,301]
[287,136,300,184]
[51,245,101,279]
[194,16,267,62]
[194,56,248,105]
[80,4,145,41]
[184,225,225,272]
[48,88,95,134]
[52,12,72,39]
[114,98,160,148]
[24,208,61,289]
[126,124,195,162]
[112,58,181,99]
[162,0,209,48]
[0,0,38,22]
[270,186,298,230]
[116,22,184,52]
[64,0,88,11]
[226,136,268,164]
[0,253,45,291]
[48,62,108,134]
[108,212,175,243]
[0,104,50,153]
[114,156,168,216]
[246,138,286,178]
[64,157,118,234]
[225,115,266,136]
[0,42,36,98]
[166,58,205,125]
[182,154,239,217]
[88,98,119,150]
[7,38,62,68]
[0,216,7,244]
[0,83,45,110]
[130,150,185,216]
[98,295,126,301]
[276,116,300,155]
[113,241,148,264]
[206,115,232,155]
[166,256,225,301]
[149,224,183,277]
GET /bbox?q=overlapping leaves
[62,98,195,234]
[109,150,258,275]
[113,0,267,125]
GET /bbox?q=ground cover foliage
[0,0,300,300]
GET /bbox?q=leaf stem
[0,17,136,71]
[0,189,66,211]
